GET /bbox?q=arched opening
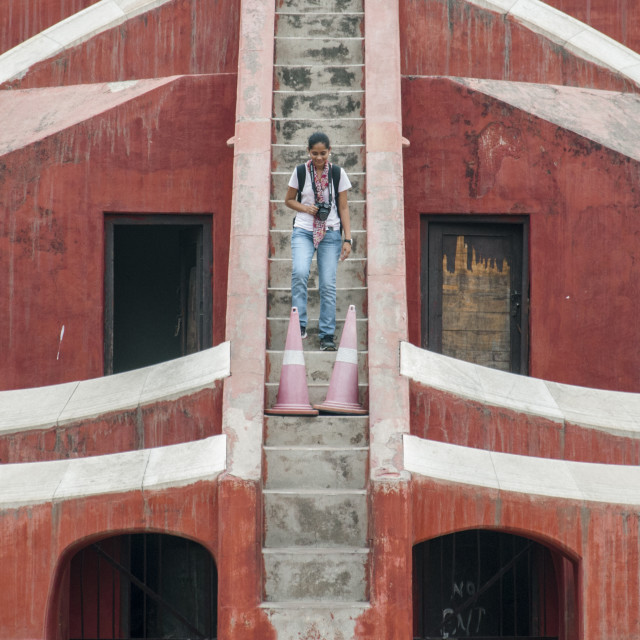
[413,530,575,639]
[66,533,217,639]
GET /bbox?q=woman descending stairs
[262,0,370,637]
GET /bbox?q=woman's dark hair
[308,131,331,149]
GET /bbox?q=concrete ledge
[0,0,172,85]
[0,433,226,509]
[0,342,230,435]
[401,342,640,438]
[405,434,640,506]
[468,0,640,86]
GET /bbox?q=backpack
[296,163,342,220]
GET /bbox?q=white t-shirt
[288,164,352,231]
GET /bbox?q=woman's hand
[340,240,352,261]
[305,204,318,216]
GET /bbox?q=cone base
[313,402,368,415]
[265,405,319,416]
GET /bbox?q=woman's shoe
[320,336,336,351]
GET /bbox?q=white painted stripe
[336,347,358,365]
[404,435,640,506]
[0,434,226,509]
[282,350,305,366]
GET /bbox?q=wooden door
[421,219,528,374]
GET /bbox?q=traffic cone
[265,307,318,416]
[314,305,367,415]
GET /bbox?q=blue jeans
[291,227,342,339]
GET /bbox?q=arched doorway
[67,533,217,639]
[413,530,569,639]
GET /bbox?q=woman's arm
[338,190,352,261]
[285,186,318,216]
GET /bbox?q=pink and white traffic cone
[314,305,367,415]
[265,307,318,416]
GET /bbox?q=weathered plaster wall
[545,0,640,55]
[2,0,240,89]
[402,76,640,392]
[0,0,97,54]
[0,74,236,391]
[400,0,637,91]
[411,381,640,464]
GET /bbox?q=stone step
[264,415,369,447]
[270,229,367,258]
[261,603,369,640]
[275,64,364,92]
[264,490,367,548]
[266,349,368,384]
[270,199,365,230]
[263,548,368,602]
[266,381,368,410]
[268,257,366,288]
[275,37,364,66]
[267,286,367,319]
[276,0,364,13]
[272,172,365,200]
[264,446,368,490]
[273,90,364,119]
[274,117,364,146]
[276,13,363,38]
[276,0,363,13]
[272,143,364,174]
[268,316,368,351]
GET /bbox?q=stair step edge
[260,601,371,609]
[264,445,369,451]
[263,488,367,495]
[262,547,369,554]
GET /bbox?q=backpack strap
[296,164,306,202]
[331,164,341,219]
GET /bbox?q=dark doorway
[68,533,217,640]
[413,530,559,639]
[105,216,213,375]
[421,218,528,374]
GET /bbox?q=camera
[315,201,331,221]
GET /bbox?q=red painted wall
[399,0,637,91]
[0,0,98,54]
[410,381,640,464]
[545,0,640,55]
[0,386,223,462]
[0,74,236,391]
[402,77,640,392]
[2,0,240,90]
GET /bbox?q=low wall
[402,342,640,463]
[0,343,230,461]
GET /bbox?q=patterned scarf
[308,159,330,248]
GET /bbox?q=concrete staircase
[263,0,369,636]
